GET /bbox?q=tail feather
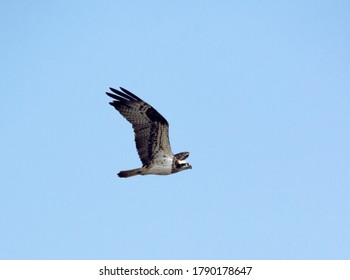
[118,168,142,178]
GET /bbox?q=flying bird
[106,87,192,178]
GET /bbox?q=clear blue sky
[1,0,349,260]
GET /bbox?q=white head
[173,158,192,173]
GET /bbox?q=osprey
[106,87,192,178]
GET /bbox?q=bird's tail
[118,168,142,178]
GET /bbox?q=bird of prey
[106,87,192,178]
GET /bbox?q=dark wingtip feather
[119,87,142,101]
[106,86,140,101]
[109,87,119,94]
[106,91,129,103]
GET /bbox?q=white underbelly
[147,157,173,175]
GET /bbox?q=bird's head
[174,153,192,173]
[176,161,192,170]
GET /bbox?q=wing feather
[106,87,173,165]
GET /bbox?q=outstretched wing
[106,87,173,165]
